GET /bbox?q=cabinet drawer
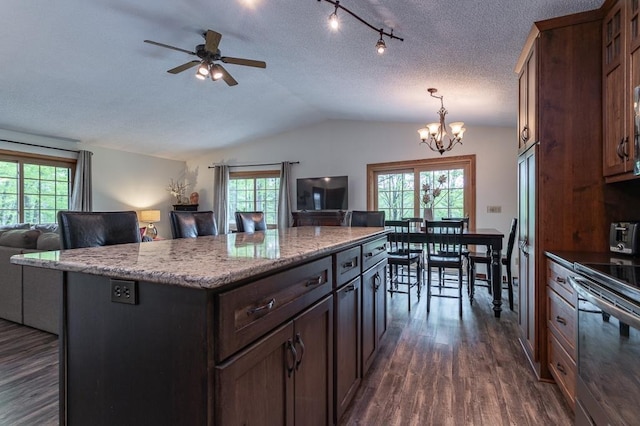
[335,246,361,288]
[215,256,333,362]
[547,260,576,306]
[547,287,576,359]
[548,331,576,408]
[362,237,387,272]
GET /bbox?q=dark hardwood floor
[0,277,572,425]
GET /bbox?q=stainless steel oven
[570,264,640,426]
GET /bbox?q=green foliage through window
[228,174,280,226]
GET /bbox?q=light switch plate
[487,205,502,213]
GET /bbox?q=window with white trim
[228,171,280,228]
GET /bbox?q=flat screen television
[296,175,348,210]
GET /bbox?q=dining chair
[169,211,218,239]
[385,220,423,311]
[468,218,518,310]
[57,211,141,249]
[350,210,386,227]
[441,217,471,289]
[235,211,267,233]
[424,220,465,316]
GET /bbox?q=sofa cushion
[32,223,59,233]
[0,229,42,249]
[36,232,61,251]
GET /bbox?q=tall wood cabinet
[603,0,640,181]
[514,10,609,381]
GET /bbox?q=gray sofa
[0,224,62,335]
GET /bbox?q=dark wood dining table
[407,228,506,318]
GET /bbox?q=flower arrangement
[167,179,188,204]
[421,174,447,208]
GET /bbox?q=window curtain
[70,150,93,211]
[278,161,293,229]
[213,165,229,234]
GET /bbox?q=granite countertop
[546,251,640,270]
[10,227,388,290]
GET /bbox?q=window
[0,151,75,226]
[367,155,476,226]
[228,171,280,227]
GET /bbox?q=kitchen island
[11,226,389,426]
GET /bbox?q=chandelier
[418,88,465,155]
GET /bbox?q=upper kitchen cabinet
[518,46,537,153]
[603,0,640,181]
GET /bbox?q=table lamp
[140,210,161,238]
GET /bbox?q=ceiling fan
[144,29,266,86]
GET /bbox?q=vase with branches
[167,179,188,204]
[421,174,447,220]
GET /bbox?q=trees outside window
[228,171,280,227]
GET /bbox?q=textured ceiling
[0,0,603,160]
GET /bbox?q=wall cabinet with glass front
[603,0,640,181]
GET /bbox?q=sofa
[0,224,62,335]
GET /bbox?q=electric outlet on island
[111,280,137,305]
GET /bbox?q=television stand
[292,210,348,227]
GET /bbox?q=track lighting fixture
[328,3,339,30]
[375,30,386,54]
[317,0,403,53]
[418,88,466,155]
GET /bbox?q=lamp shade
[140,210,161,223]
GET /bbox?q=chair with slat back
[57,211,141,249]
[235,211,267,233]
[385,220,423,311]
[170,211,218,239]
[468,218,518,310]
[350,211,386,227]
[442,217,471,295]
[424,220,465,316]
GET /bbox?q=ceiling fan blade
[220,56,267,68]
[167,60,200,74]
[204,29,222,53]
[217,65,238,86]
[144,40,196,55]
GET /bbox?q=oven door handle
[569,276,640,330]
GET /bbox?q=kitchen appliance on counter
[571,263,640,425]
[610,222,640,255]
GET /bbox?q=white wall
[186,119,518,237]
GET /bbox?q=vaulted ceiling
[0,0,603,160]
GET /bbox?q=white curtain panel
[212,165,229,234]
[278,161,293,229]
[70,150,93,211]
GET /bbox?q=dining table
[408,227,506,318]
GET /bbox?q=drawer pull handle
[555,316,567,325]
[247,298,276,315]
[305,275,324,287]
[345,283,357,293]
[286,339,297,378]
[556,277,566,284]
[364,252,374,258]
[556,362,566,375]
[342,260,356,268]
[295,333,305,370]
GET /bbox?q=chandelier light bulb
[418,88,465,155]
[449,121,465,136]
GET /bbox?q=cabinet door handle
[373,272,381,291]
[521,126,529,143]
[556,362,566,375]
[286,339,297,377]
[295,333,305,370]
[555,316,567,325]
[305,275,324,287]
[617,137,627,159]
[247,298,276,315]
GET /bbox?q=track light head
[376,31,386,54]
[329,11,339,30]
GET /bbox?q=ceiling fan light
[195,72,207,80]
[375,37,386,54]
[197,63,209,76]
[211,65,223,80]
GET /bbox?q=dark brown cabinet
[514,10,607,383]
[334,277,361,422]
[216,295,334,426]
[517,46,537,153]
[603,0,640,181]
[362,259,387,376]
